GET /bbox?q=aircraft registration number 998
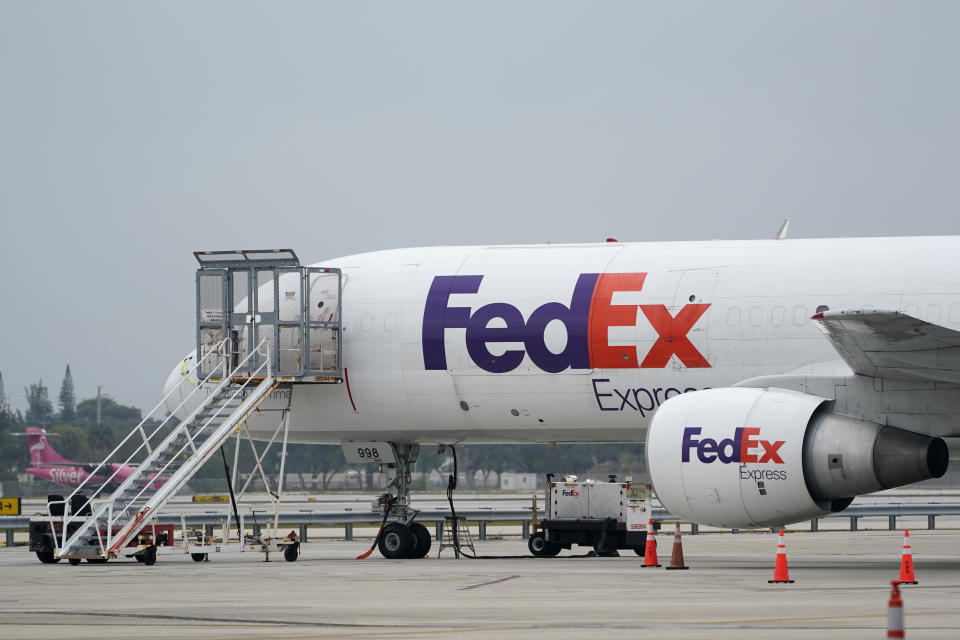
[341,441,396,464]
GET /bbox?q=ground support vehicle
[528,477,652,557]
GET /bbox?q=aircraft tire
[378,523,414,559]
[35,550,60,564]
[68,558,82,566]
[283,543,299,562]
[191,553,207,563]
[408,522,432,559]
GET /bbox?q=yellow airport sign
[0,497,21,515]
[192,495,230,503]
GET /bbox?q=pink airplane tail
[25,427,71,465]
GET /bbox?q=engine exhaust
[802,410,949,510]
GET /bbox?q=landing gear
[378,523,415,559]
[348,442,432,560]
[408,522,432,559]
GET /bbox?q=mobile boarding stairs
[46,249,342,563]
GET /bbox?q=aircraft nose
[162,350,197,419]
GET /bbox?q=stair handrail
[49,338,231,553]
[104,345,275,553]
[108,341,273,534]
[56,338,274,557]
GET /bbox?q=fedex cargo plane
[165,236,956,530]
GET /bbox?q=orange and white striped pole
[887,580,905,638]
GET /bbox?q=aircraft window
[792,305,807,326]
[360,313,373,332]
[726,306,741,326]
[384,313,397,333]
[771,306,785,327]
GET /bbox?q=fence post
[850,516,858,532]
[344,522,353,541]
[435,520,442,541]
[299,523,308,542]
[5,528,13,547]
[731,528,739,534]
[478,521,486,541]
[810,518,819,532]
[690,522,699,535]
[928,515,936,530]
[522,520,529,540]
[888,515,896,531]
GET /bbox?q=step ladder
[50,338,278,560]
[437,516,476,558]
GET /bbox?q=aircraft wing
[813,309,960,383]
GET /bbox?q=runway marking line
[456,575,521,590]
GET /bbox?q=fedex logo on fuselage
[422,273,710,373]
[681,427,785,464]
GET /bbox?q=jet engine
[646,387,948,528]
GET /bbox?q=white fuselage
[166,236,960,444]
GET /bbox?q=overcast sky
[2,2,959,414]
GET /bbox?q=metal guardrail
[4,503,960,547]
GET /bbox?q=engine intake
[647,387,948,528]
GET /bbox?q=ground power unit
[528,476,652,557]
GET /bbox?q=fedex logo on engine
[422,273,710,373]
[681,427,785,464]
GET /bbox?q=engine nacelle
[647,387,948,528]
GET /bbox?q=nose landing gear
[345,442,435,560]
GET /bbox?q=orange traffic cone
[887,580,905,638]
[768,529,794,583]
[665,522,689,570]
[898,529,917,584]
[641,518,661,567]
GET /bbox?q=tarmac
[1,528,959,639]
